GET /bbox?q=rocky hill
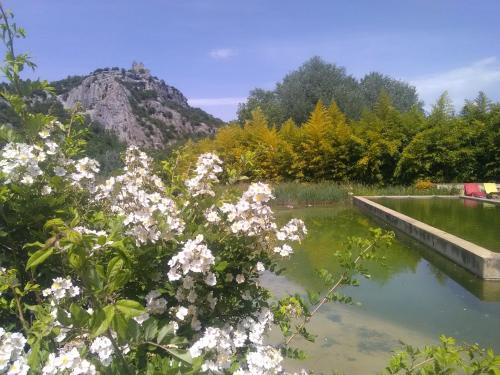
[52,62,223,148]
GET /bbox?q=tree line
[237,56,421,124]
[191,91,500,185]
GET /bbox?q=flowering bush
[414,180,434,191]
[1,121,311,374]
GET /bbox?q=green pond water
[374,197,500,252]
[267,204,500,374]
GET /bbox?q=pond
[372,197,500,252]
[266,204,500,374]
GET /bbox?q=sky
[3,0,500,121]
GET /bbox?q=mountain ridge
[51,62,223,149]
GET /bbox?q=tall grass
[272,182,458,206]
[272,182,347,206]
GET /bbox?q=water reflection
[373,197,500,252]
[274,204,500,369]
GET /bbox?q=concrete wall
[353,196,500,280]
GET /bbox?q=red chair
[464,183,487,198]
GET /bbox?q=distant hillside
[51,62,223,148]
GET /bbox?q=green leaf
[112,311,140,344]
[157,323,175,344]
[91,306,115,337]
[70,303,90,328]
[214,261,228,272]
[107,256,124,281]
[115,299,144,318]
[165,348,193,365]
[56,308,72,326]
[25,247,53,270]
[143,318,158,341]
[43,218,65,232]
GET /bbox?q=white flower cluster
[90,336,114,366]
[235,345,283,375]
[0,329,29,375]
[273,218,307,257]
[276,219,307,242]
[69,157,100,191]
[42,277,80,302]
[189,308,276,374]
[185,153,223,197]
[42,348,96,375]
[220,182,276,236]
[73,226,113,253]
[0,125,100,191]
[94,146,183,244]
[167,234,216,285]
[0,143,44,185]
[145,290,167,315]
[172,274,218,331]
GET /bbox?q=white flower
[42,277,80,302]
[145,290,167,315]
[235,274,245,284]
[90,336,114,366]
[38,130,50,139]
[0,331,28,374]
[277,218,307,242]
[191,315,202,331]
[243,182,274,203]
[41,185,52,195]
[0,143,43,185]
[273,244,293,257]
[70,157,99,187]
[256,262,265,272]
[185,153,223,197]
[168,235,215,280]
[20,175,34,185]
[243,345,283,374]
[53,166,66,177]
[204,272,217,286]
[205,207,221,223]
[7,357,29,375]
[175,306,189,321]
[44,141,58,155]
[219,183,277,237]
[133,313,150,325]
[42,348,96,375]
[94,147,183,245]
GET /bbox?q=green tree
[360,71,422,113]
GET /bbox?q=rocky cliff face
[55,63,222,148]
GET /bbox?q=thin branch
[144,341,181,351]
[11,287,28,333]
[285,240,376,346]
[0,2,21,96]
[106,330,132,374]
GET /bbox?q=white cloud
[410,57,500,110]
[188,97,246,106]
[209,48,237,60]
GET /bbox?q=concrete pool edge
[353,196,500,280]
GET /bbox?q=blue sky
[3,0,500,121]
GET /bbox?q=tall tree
[360,72,422,113]
[237,57,422,124]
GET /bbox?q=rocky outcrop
[57,64,222,148]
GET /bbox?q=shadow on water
[392,225,500,302]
